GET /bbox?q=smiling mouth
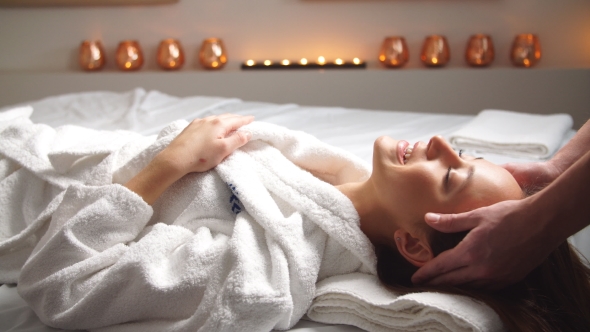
[403,146,413,163]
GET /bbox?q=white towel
[448,110,573,159]
[308,273,506,332]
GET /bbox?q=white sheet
[0,88,584,332]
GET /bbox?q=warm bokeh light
[246,59,255,66]
[353,58,361,65]
[264,60,272,66]
[335,58,344,65]
[318,56,326,65]
[300,58,308,65]
[282,59,290,65]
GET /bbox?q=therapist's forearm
[531,150,590,247]
[550,119,590,174]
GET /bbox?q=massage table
[0,89,584,332]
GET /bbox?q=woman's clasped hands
[159,114,254,174]
[125,114,254,205]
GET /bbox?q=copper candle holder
[420,35,450,67]
[79,40,106,71]
[157,39,185,70]
[198,38,227,70]
[511,34,541,68]
[465,34,495,67]
[116,40,144,71]
[379,36,409,68]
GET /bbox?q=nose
[426,135,461,163]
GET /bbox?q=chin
[373,136,397,166]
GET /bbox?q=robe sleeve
[16,183,228,330]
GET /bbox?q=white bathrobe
[0,107,377,331]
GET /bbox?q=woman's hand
[158,114,254,175]
[126,114,254,205]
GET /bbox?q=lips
[397,140,409,164]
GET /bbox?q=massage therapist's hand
[502,161,560,190]
[411,199,553,290]
[126,114,254,205]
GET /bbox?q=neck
[336,180,396,245]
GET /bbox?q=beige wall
[1,0,590,71]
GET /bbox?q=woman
[4,113,587,331]
[126,114,590,332]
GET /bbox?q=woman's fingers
[221,115,255,136]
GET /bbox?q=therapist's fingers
[424,210,482,234]
[411,246,470,285]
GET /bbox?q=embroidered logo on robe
[227,183,242,214]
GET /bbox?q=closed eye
[444,149,464,189]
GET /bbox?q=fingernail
[425,213,440,223]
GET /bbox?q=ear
[393,229,434,267]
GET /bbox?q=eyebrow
[459,165,475,193]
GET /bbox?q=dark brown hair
[376,230,590,332]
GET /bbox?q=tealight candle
[79,40,106,71]
[240,57,366,70]
[198,38,227,70]
[157,39,185,70]
[379,36,409,68]
[420,35,450,67]
[116,40,144,71]
[511,34,541,68]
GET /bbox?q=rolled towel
[448,110,573,159]
[308,273,505,332]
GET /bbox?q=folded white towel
[448,110,573,159]
[308,273,505,332]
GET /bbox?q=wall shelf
[1,67,589,128]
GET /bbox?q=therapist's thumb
[424,212,479,233]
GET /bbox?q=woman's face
[371,135,522,232]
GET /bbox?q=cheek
[387,168,442,216]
